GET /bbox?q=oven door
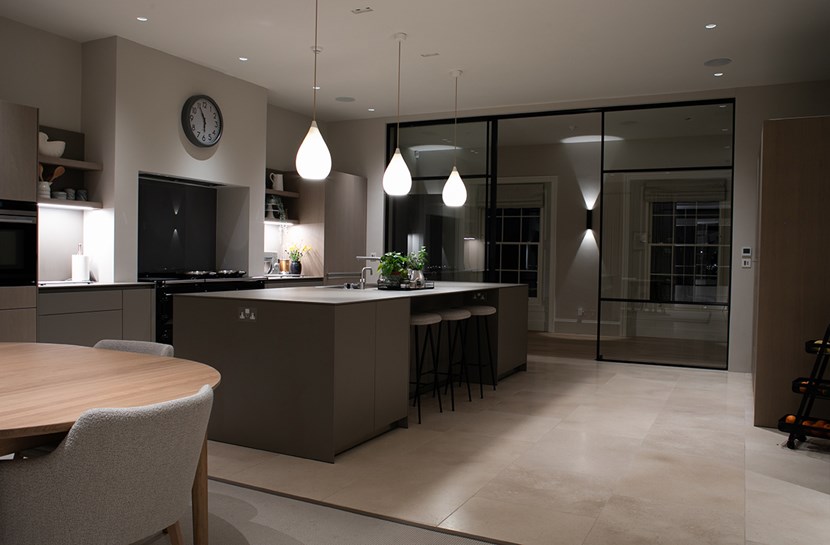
[0,201,38,286]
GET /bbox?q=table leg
[192,435,208,545]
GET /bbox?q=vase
[408,269,425,288]
[289,261,302,275]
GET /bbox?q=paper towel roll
[72,255,90,282]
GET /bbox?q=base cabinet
[37,287,154,346]
[0,287,37,342]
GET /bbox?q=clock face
[181,95,223,147]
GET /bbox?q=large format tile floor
[209,353,830,545]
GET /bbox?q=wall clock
[181,94,223,147]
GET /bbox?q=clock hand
[199,106,207,133]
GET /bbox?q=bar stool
[410,312,443,424]
[436,308,472,411]
[461,305,498,398]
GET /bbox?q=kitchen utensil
[49,166,65,183]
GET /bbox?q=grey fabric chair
[0,385,213,545]
[94,339,175,357]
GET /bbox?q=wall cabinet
[0,100,37,202]
[0,287,37,342]
[37,286,154,346]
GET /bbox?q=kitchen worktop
[38,281,153,291]
[179,281,519,305]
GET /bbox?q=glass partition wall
[385,120,491,281]
[598,102,734,368]
[384,99,734,369]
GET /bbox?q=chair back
[94,339,175,357]
[0,385,213,545]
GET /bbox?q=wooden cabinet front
[0,100,37,202]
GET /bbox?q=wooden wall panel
[754,116,830,426]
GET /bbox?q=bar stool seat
[410,312,443,423]
[436,308,472,410]
[461,305,498,397]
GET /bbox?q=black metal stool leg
[412,326,423,424]
[484,315,497,390]
[426,325,442,413]
[458,319,472,402]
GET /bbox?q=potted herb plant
[407,246,428,287]
[377,251,409,288]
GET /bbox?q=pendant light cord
[312,0,319,121]
[453,74,459,167]
[396,38,402,146]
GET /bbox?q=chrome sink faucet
[359,266,373,289]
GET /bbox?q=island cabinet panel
[174,294,409,463]
[372,299,410,430]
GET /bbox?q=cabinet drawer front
[0,286,37,310]
[0,308,36,342]
[37,310,122,347]
[38,290,122,315]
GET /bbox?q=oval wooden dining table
[0,342,222,545]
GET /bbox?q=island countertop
[178,281,520,305]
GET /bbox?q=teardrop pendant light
[382,33,412,196]
[442,70,467,207]
[295,0,332,180]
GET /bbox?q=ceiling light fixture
[367,108,375,112]
[136,16,148,22]
[382,33,412,196]
[295,0,332,181]
[238,56,248,62]
[561,135,623,144]
[442,70,467,207]
[705,23,717,29]
[714,72,724,77]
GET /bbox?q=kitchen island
[174,282,527,462]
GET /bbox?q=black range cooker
[139,270,265,345]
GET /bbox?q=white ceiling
[2,0,829,122]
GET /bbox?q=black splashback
[138,177,217,274]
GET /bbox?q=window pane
[398,121,488,178]
[604,103,734,171]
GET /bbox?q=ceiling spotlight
[714,72,724,77]
[351,7,374,14]
[136,16,148,22]
[367,108,375,112]
[705,23,717,29]
[238,56,248,62]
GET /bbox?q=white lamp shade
[442,166,467,207]
[382,148,412,196]
[295,121,332,180]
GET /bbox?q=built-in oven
[0,200,37,286]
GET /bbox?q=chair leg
[165,522,184,545]
[457,320,472,402]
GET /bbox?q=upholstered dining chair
[94,338,175,357]
[0,385,213,545]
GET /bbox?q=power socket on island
[238,307,257,321]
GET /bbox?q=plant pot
[378,272,405,287]
[409,269,425,287]
[289,261,302,275]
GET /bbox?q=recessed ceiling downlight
[714,72,724,77]
[704,58,732,67]
[561,135,623,144]
[705,23,717,29]
[136,16,148,22]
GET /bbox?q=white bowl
[38,131,65,158]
